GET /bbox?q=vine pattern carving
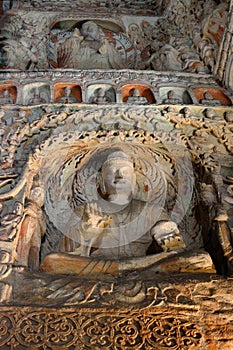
[0,308,203,349]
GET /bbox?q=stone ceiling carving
[15,0,169,15]
[0,0,230,76]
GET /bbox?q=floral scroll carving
[0,308,204,350]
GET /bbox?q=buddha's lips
[113,179,128,184]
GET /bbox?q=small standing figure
[126,88,148,105]
[0,202,23,242]
[128,23,143,49]
[16,186,46,271]
[59,87,78,104]
[140,21,153,45]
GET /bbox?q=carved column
[215,0,233,92]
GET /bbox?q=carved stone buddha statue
[40,150,214,276]
[0,89,14,104]
[200,92,221,106]
[58,87,78,104]
[57,21,127,70]
[162,90,182,104]
[126,88,149,105]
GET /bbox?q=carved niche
[0,104,232,348]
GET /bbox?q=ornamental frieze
[0,303,232,349]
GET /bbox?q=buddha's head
[64,86,72,96]
[81,21,102,41]
[95,88,105,98]
[204,92,213,100]
[128,23,139,36]
[3,89,9,97]
[167,90,175,99]
[98,151,136,204]
[130,88,140,97]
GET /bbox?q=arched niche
[22,83,50,106]
[54,83,82,103]
[0,84,17,104]
[122,84,156,104]
[87,84,116,104]
[194,87,232,106]
[159,86,189,104]
[48,19,136,70]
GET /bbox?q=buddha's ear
[97,172,106,195]
[131,172,137,198]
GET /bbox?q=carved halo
[70,142,169,208]
[39,135,177,240]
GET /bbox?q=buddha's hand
[99,39,109,55]
[79,203,112,257]
[151,221,185,252]
[82,203,112,231]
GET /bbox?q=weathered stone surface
[0,1,232,348]
[0,274,233,349]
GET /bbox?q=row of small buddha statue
[0,86,224,106]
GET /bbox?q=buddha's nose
[115,169,123,178]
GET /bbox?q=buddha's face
[3,90,9,97]
[64,87,71,96]
[96,88,105,97]
[100,159,136,198]
[204,92,213,100]
[131,88,140,97]
[168,90,175,99]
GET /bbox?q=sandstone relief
[0,106,231,301]
[0,1,229,74]
[0,0,232,349]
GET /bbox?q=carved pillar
[215,0,233,92]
